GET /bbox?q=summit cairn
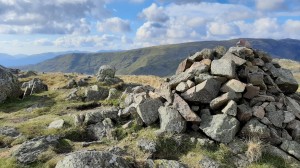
[123,40,300,163]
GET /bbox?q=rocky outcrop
[85,85,109,101]
[96,65,123,85]
[23,78,48,97]
[55,151,133,168]
[0,65,22,103]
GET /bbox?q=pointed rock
[172,94,201,122]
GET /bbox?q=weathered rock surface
[220,79,246,93]
[280,140,300,160]
[136,98,163,125]
[172,94,201,122]
[55,151,132,168]
[13,135,59,164]
[240,119,270,140]
[181,79,221,103]
[0,126,20,137]
[87,118,114,141]
[158,106,186,133]
[146,159,187,168]
[211,59,236,78]
[199,156,220,168]
[200,114,240,143]
[96,65,122,85]
[85,85,109,101]
[48,119,64,129]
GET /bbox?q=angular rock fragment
[158,106,186,133]
[137,98,163,125]
[221,100,237,116]
[211,59,236,78]
[280,140,300,160]
[176,58,193,75]
[200,114,240,143]
[182,79,221,103]
[240,119,270,140]
[237,104,253,122]
[172,94,201,122]
[220,79,246,93]
[222,52,246,66]
[210,92,242,110]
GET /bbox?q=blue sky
[0,0,300,55]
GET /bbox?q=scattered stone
[0,126,20,137]
[181,79,221,103]
[158,106,186,134]
[96,65,122,85]
[64,79,77,89]
[55,151,132,168]
[87,118,114,141]
[13,135,59,164]
[48,119,64,129]
[200,114,240,143]
[84,107,119,125]
[137,139,156,153]
[211,59,236,79]
[77,78,88,87]
[106,88,120,100]
[220,79,246,93]
[136,98,163,125]
[23,78,48,97]
[172,94,201,122]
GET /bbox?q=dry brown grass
[118,75,164,89]
[246,139,263,163]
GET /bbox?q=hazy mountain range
[14,38,300,77]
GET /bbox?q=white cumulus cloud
[97,17,131,33]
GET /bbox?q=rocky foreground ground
[0,44,300,168]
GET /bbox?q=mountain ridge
[20,38,300,77]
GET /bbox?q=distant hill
[20,38,300,77]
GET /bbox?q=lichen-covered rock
[199,156,220,168]
[200,114,240,143]
[172,94,201,122]
[84,107,119,125]
[48,119,64,129]
[146,159,187,168]
[0,126,20,137]
[55,151,132,168]
[87,118,114,141]
[85,85,109,101]
[240,119,270,140]
[13,135,59,164]
[211,59,236,79]
[158,106,186,134]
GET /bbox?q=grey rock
[252,106,265,119]
[231,154,250,168]
[137,98,163,125]
[158,106,186,134]
[284,111,296,124]
[96,65,116,82]
[199,156,220,168]
[237,104,253,122]
[55,151,132,168]
[118,106,136,118]
[210,92,242,110]
[275,68,299,94]
[172,94,201,122]
[186,61,210,75]
[286,97,300,120]
[200,114,240,143]
[175,82,189,93]
[213,46,227,59]
[48,119,64,129]
[13,135,59,164]
[252,58,265,66]
[84,107,119,125]
[64,79,77,89]
[220,79,246,93]
[265,62,280,78]
[194,73,227,85]
[265,145,300,167]
[182,79,221,103]
[168,72,194,89]
[23,78,48,96]
[137,139,156,153]
[66,88,81,101]
[211,59,236,79]
[87,118,114,141]
[106,88,120,100]
[175,58,193,75]
[221,52,246,66]
[228,46,254,58]
[189,48,214,61]
[85,85,109,101]
[266,110,284,128]
[280,140,300,160]
[0,126,20,137]
[240,119,270,140]
[221,100,237,116]
[158,84,173,103]
[243,84,260,99]
[77,78,88,87]
[248,72,266,90]
[74,114,85,126]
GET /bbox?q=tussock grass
[246,139,263,163]
[119,75,164,89]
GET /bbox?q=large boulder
[55,151,132,168]
[157,106,186,134]
[0,65,22,103]
[181,79,221,103]
[87,118,114,141]
[136,98,163,125]
[23,78,48,96]
[13,135,59,164]
[96,65,122,85]
[199,114,240,143]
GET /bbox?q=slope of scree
[123,42,300,164]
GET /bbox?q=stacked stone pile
[122,43,300,160]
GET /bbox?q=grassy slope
[21,38,300,77]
